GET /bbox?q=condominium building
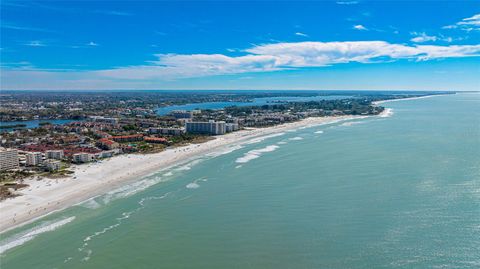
[88,116,119,125]
[225,123,239,133]
[169,110,193,119]
[185,121,226,135]
[44,159,62,171]
[0,148,20,171]
[72,153,94,163]
[111,134,144,143]
[26,152,43,166]
[45,150,64,160]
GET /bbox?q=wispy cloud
[353,24,368,31]
[93,10,133,16]
[410,32,459,43]
[336,1,359,5]
[1,22,54,33]
[295,32,309,37]
[410,32,438,43]
[443,13,480,31]
[5,40,479,89]
[24,41,47,47]
[154,31,167,36]
[86,42,99,46]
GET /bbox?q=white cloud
[24,40,46,47]
[410,32,438,43]
[353,24,368,31]
[86,41,98,46]
[443,13,480,31]
[295,32,309,37]
[336,1,359,5]
[3,41,480,88]
[93,10,132,16]
[410,32,458,43]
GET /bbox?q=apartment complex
[169,110,193,119]
[44,159,62,171]
[185,121,226,135]
[0,148,20,171]
[46,150,64,160]
[72,153,94,163]
[26,152,43,166]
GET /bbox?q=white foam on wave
[100,158,206,204]
[0,216,76,254]
[186,182,200,189]
[380,108,394,118]
[175,159,203,171]
[289,136,304,141]
[101,174,168,204]
[246,132,285,144]
[235,145,280,164]
[206,145,243,157]
[314,130,324,134]
[341,121,364,127]
[277,141,288,145]
[79,199,101,209]
[186,177,208,189]
[80,192,171,261]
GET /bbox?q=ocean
[1,93,479,268]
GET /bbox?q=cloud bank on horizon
[1,1,479,91]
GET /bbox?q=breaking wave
[235,145,280,164]
[289,136,304,141]
[0,216,76,254]
[79,192,171,262]
[206,145,243,157]
[380,108,394,118]
[246,132,285,144]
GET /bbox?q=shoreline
[0,114,370,234]
[372,93,450,105]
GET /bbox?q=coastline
[372,94,448,105]
[0,114,371,234]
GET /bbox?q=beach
[0,114,364,233]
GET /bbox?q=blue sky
[1,0,479,91]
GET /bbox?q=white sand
[0,115,366,233]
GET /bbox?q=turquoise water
[0,119,81,132]
[1,93,479,268]
[156,95,351,115]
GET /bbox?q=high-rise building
[0,148,20,171]
[72,153,94,163]
[26,152,43,166]
[44,159,62,171]
[185,121,226,135]
[46,150,64,160]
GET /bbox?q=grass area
[0,170,33,183]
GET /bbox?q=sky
[1,0,479,91]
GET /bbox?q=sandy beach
[0,114,369,233]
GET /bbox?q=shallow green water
[1,93,479,269]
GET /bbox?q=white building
[169,110,193,119]
[148,127,185,136]
[185,121,226,135]
[44,159,62,171]
[26,152,43,166]
[72,153,94,163]
[225,123,239,133]
[0,148,20,171]
[88,116,119,125]
[46,150,64,160]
